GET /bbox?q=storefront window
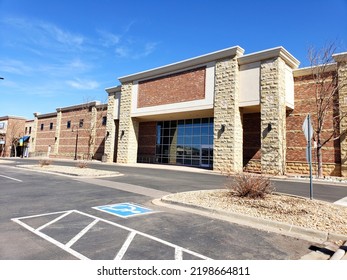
[155,118,213,168]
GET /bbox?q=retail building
[2,45,347,177]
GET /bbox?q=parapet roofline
[105,85,121,94]
[118,46,245,83]
[56,101,102,112]
[238,46,300,69]
[0,115,27,121]
[293,62,337,77]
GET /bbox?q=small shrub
[76,161,88,168]
[226,172,275,199]
[39,159,52,167]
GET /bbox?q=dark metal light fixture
[221,124,226,133]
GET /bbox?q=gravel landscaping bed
[18,164,121,177]
[165,190,347,236]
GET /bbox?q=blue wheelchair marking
[94,203,154,218]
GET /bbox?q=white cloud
[115,46,130,57]
[0,59,33,75]
[66,78,99,90]
[115,41,159,59]
[97,30,121,47]
[1,17,85,52]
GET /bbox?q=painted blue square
[93,203,154,218]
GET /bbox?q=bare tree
[77,98,107,161]
[306,42,346,177]
[9,122,24,157]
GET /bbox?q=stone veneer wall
[337,55,347,176]
[260,57,287,175]
[117,82,139,163]
[104,92,117,162]
[213,56,243,173]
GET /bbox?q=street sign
[302,115,314,141]
[302,114,313,200]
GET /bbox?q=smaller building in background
[0,116,28,157]
[30,101,107,160]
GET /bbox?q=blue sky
[1,0,347,119]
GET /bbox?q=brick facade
[0,116,26,157]
[35,113,57,156]
[137,67,206,108]
[243,113,261,172]
[137,121,157,163]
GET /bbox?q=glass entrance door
[200,144,213,168]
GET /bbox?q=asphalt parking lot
[1,161,346,260]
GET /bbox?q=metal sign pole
[308,114,313,200]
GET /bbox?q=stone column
[117,82,139,163]
[333,53,347,176]
[260,57,287,175]
[213,55,243,173]
[54,110,62,155]
[104,91,116,162]
[90,105,97,158]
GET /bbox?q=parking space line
[114,231,137,260]
[12,210,212,260]
[36,211,73,231]
[175,247,183,260]
[0,174,22,182]
[12,214,90,260]
[74,210,212,260]
[65,219,99,248]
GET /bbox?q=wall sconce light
[267,123,272,132]
[55,137,57,141]
[121,130,125,138]
[106,131,110,137]
[221,124,226,133]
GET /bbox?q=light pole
[72,125,79,160]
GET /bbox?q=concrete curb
[330,241,347,260]
[154,196,347,244]
[13,164,123,179]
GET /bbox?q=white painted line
[12,216,90,260]
[75,210,212,260]
[65,219,99,248]
[13,210,71,221]
[175,247,183,260]
[334,196,347,207]
[13,209,212,260]
[114,231,137,260]
[36,211,73,231]
[0,174,22,182]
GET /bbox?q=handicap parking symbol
[93,203,155,218]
